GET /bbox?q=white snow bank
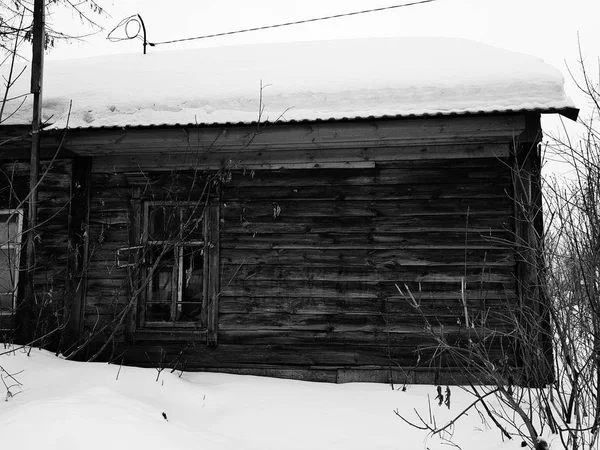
[0,346,524,450]
[1,37,575,129]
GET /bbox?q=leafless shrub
[397,47,600,450]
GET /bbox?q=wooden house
[0,38,577,382]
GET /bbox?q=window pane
[142,202,208,326]
[0,213,20,245]
[151,267,173,302]
[181,206,204,242]
[0,293,14,311]
[145,302,170,322]
[148,205,180,241]
[0,249,17,294]
[145,247,175,322]
[177,246,204,322]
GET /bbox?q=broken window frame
[140,201,208,328]
[0,209,24,317]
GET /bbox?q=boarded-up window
[0,210,23,317]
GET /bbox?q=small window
[142,202,206,326]
[0,210,23,316]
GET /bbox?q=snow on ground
[0,346,531,450]
[1,37,574,129]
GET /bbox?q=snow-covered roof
[1,37,576,129]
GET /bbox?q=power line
[109,0,440,48]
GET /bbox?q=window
[0,210,23,316]
[141,202,207,326]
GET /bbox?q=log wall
[63,115,530,382]
[216,159,515,374]
[0,158,74,336]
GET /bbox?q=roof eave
[555,107,579,121]
[2,107,581,131]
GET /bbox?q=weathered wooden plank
[37,194,72,209]
[221,199,512,221]
[68,116,524,156]
[89,161,511,200]
[86,223,129,240]
[84,261,126,278]
[86,142,509,165]
[1,167,73,192]
[108,145,508,171]
[88,210,129,226]
[219,230,512,250]
[221,264,514,284]
[215,327,514,346]
[90,149,514,171]
[221,216,511,234]
[84,302,129,317]
[84,289,129,304]
[128,342,444,368]
[222,182,510,202]
[129,328,457,347]
[216,312,508,332]
[86,215,512,237]
[224,164,511,188]
[220,279,515,299]
[90,171,130,188]
[87,214,513,244]
[85,277,130,293]
[134,328,207,342]
[221,247,515,267]
[193,366,339,383]
[82,314,124,332]
[218,295,514,316]
[189,142,510,161]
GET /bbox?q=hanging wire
[107,14,150,53]
[107,0,440,52]
[107,15,142,42]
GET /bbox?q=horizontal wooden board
[134,328,207,342]
[88,210,129,226]
[128,327,512,349]
[225,163,511,188]
[220,279,515,298]
[220,230,512,250]
[87,183,512,212]
[192,142,510,161]
[86,223,129,240]
[214,327,514,346]
[68,115,525,156]
[222,182,510,202]
[121,339,509,368]
[218,295,514,316]
[221,263,513,283]
[105,143,510,170]
[86,277,131,293]
[69,116,524,155]
[125,343,430,367]
[221,247,515,267]
[90,150,514,172]
[222,199,512,221]
[222,216,512,234]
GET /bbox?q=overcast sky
[48,1,598,64]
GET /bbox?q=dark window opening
[142,202,206,326]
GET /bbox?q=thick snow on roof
[1,37,575,129]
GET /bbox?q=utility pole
[26,0,45,308]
